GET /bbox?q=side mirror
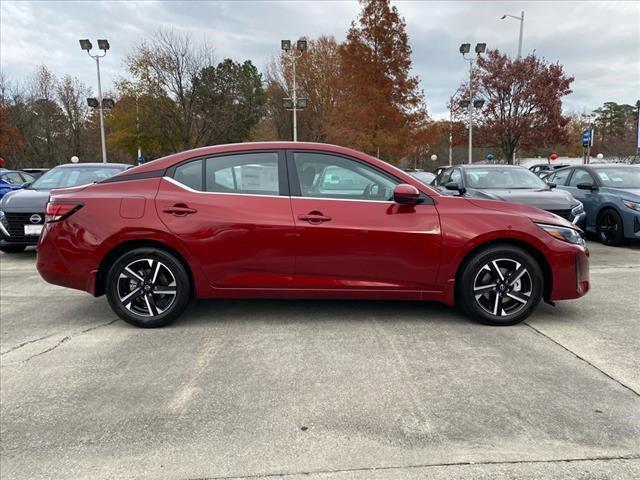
[393,184,420,205]
[577,182,597,191]
[445,182,466,195]
[546,181,556,188]
[22,182,33,188]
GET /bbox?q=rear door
[156,150,296,288]
[287,150,441,293]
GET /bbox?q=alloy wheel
[116,258,177,317]
[473,258,533,317]
[598,211,619,243]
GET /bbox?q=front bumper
[548,243,590,301]
[0,211,44,246]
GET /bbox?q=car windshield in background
[594,167,640,188]
[466,168,548,189]
[29,166,123,190]
[409,172,436,184]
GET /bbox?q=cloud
[1,0,638,119]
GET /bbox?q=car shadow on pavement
[176,298,470,329]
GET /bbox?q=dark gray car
[0,163,129,253]
[432,165,586,226]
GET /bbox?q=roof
[455,164,528,169]
[54,162,130,169]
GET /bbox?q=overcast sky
[1,0,639,119]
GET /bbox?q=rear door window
[205,152,279,195]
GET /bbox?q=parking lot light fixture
[86,97,99,108]
[475,43,486,54]
[473,99,485,109]
[79,38,109,163]
[459,43,470,54]
[79,39,92,51]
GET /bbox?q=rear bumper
[36,223,96,294]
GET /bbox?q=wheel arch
[454,238,553,302]
[95,239,195,298]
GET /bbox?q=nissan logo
[30,214,42,224]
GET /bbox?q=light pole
[80,39,109,163]
[459,43,486,164]
[501,11,524,58]
[281,39,307,142]
[448,98,453,166]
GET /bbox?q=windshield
[30,166,123,190]
[594,167,640,189]
[466,168,547,189]
[410,172,435,184]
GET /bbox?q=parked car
[405,170,436,185]
[36,142,589,328]
[0,163,129,253]
[19,168,49,179]
[432,165,586,226]
[529,163,570,178]
[545,164,640,246]
[0,169,35,200]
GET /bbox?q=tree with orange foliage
[326,0,427,162]
[0,106,24,158]
[265,36,341,142]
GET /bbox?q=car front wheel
[597,208,624,246]
[458,245,543,326]
[106,247,191,328]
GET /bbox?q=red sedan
[36,142,589,328]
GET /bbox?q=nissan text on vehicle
[36,142,590,328]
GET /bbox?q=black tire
[458,245,543,326]
[596,208,624,246]
[0,245,27,254]
[106,247,191,328]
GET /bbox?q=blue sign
[137,155,146,165]
[582,129,591,146]
[486,153,494,162]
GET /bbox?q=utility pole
[459,43,486,164]
[281,39,307,142]
[80,39,110,163]
[501,11,525,164]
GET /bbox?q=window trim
[166,150,288,197]
[286,149,433,204]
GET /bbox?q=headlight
[571,202,584,215]
[622,199,640,212]
[536,223,585,246]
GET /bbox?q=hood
[467,197,576,229]
[0,188,50,213]
[602,187,640,200]
[470,188,579,210]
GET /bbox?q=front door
[156,150,295,288]
[287,150,441,293]
[566,167,599,230]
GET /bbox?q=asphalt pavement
[1,242,639,479]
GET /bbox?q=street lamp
[281,38,307,141]
[80,38,110,163]
[460,42,485,164]
[501,11,524,58]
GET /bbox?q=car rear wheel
[0,245,27,254]
[597,208,624,246]
[106,247,191,328]
[458,245,543,326]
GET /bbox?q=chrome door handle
[298,213,332,224]
[163,204,197,216]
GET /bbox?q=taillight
[45,202,83,222]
